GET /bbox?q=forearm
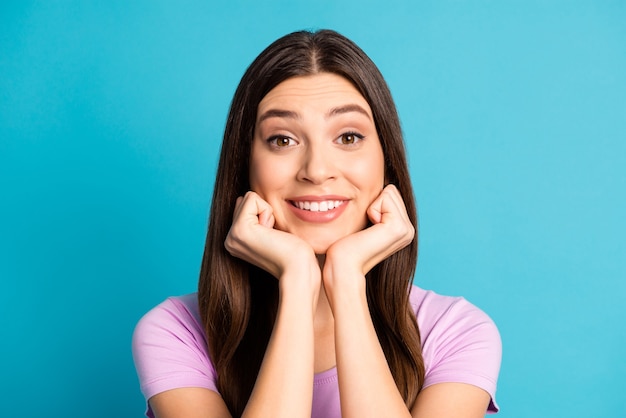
[242,270,319,418]
[327,276,411,418]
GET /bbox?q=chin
[306,239,331,255]
[312,245,331,255]
[304,233,345,255]
[293,225,365,255]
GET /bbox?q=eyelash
[266,135,295,149]
[336,131,365,145]
[265,131,365,148]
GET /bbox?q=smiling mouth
[291,200,346,212]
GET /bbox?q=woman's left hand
[321,185,416,418]
[323,184,414,288]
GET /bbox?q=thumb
[366,188,389,225]
[258,206,275,228]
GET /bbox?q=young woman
[132,29,501,418]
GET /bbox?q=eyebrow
[257,109,299,123]
[257,103,372,124]
[327,104,372,120]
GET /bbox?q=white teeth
[295,200,344,212]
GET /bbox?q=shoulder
[132,294,208,364]
[409,286,499,342]
[409,285,502,412]
[133,293,204,340]
[132,294,218,403]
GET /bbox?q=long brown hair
[198,29,424,416]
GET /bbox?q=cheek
[249,157,289,205]
[248,150,274,195]
[357,152,385,193]
[248,163,264,193]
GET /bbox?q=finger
[366,185,391,225]
[367,195,384,224]
[232,195,245,219]
[248,193,275,227]
[258,205,275,228]
[235,191,273,226]
[367,184,403,225]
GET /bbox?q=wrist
[279,253,322,308]
[322,258,366,310]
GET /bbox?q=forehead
[257,73,372,118]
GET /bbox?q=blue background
[1,1,624,417]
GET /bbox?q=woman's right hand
[225,192,320,418]
[224,191,320,285]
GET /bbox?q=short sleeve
[131,294,219,412]
[412,287,502,413]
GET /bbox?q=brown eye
[342,134,356,144]
[268,136,294,147]
[276,137,291,147]
[338,132,364,145]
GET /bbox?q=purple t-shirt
[132,285,501,417]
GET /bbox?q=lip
[287,195,349,223]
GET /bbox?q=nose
[297,143,337,184]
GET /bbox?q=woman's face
[249,72,385,254]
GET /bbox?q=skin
[249,72,385,255]
[149,73,492,417]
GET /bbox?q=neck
[314,254,333,328]
[312,262,337,373]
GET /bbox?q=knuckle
[225,226,246,253]
[406,229,415,243]
[224,234,237,253]
[394,222,415,246]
